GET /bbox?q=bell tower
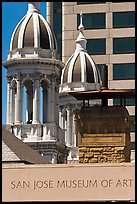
[59,12,101,163]
[3,2,68,163]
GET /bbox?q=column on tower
[32,77,40,124]
[20,83,24,123]
[55,86,59,126]
[15,76,23,124]
[64,111,67,144]
[43,88,46,123]
[73,108,79,148]
[6,77,11,124]
[66,105,73,146]
[61,108,67,143]
[50,79,56,122]
[10,85,15,124]
[61,108,67,130]
[59,107,62,128]
[47,85,51,122]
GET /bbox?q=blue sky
[2,2,47,124]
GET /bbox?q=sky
[2,2,47,124]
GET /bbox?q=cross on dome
[76,11,87,51]
[78,11,84,31]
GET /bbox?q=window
[113,98,135,106]
[77,13,105,29]
[113,11,135,28]
[113,37,135,54]
[129,115,135,132]
[131,142,135,150]
[113,63,135,80]
[87,39,106,55]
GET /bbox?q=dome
[8,2,57,59]
[60,12,101,92]
[61,50,101,85]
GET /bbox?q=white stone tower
[59,12,102,163]
[3,2,68,164]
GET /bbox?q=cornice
[3,58,65,70]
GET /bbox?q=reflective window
[113,98,135,106]
[131,142,135,150]
[113,11,135,28]
[113,37,135,54]
[129,115,135,132]
[113,63,135,80]
[87,39,106,55]
[77,13,106,29]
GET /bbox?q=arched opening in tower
[23,79,33,124]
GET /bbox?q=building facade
[47,2,135,162]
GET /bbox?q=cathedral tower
[3,2,68,163]
[59,12,102,163]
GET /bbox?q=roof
[8,2,57,59]
[2,141,21,162]
[61,51,101,85]
[2,127,50,164]
[68,89,135,100]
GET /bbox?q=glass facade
[113,37,135,54]
[113,63,135,80]
[113,11,135,28]
[87,39,106,55]
[77,13,106,29]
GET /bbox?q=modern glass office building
[46,2,135,162]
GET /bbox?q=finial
[27,2,40,14]
[75,11,87,51]
[78,11,84,31]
